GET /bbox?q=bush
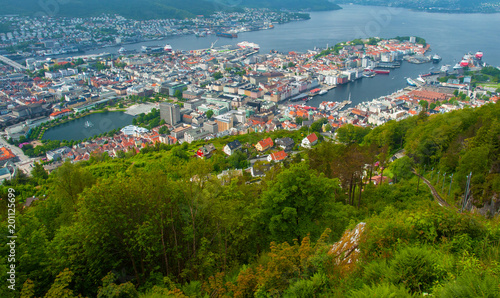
[434,272,500,298]
[349,283,414,297]
[283,273,328,298]
[388,246,442,293]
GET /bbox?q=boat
[141,45,163,53]
[164,44,173,52]
[84,121,94,128]
[195,31,206,37]
[406,78,417,87]
[118,47,137,55]
[475,51,483,60]
[416,76,426,84]
[319,89,327,95]
[363,72,376,78]
[431,54,442,63]
[237,41,260,51]
[374,69,390,74]
[216,32,237,38]
[440,65,450,72]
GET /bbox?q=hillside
[0,0,341,19]
[0,101,499,297]
[333,0,500,13]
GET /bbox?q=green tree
[31,162,49,180]
[419,100,429,111]
[212,72,223,80]
[206,110,214,119]
[259,162,340,244]
[389,156,415,182]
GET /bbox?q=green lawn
[478,83,500,89]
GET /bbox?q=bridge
[0,55,27,71]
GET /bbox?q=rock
[328,222,366,272]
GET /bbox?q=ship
[406,78,417,87]
[431,54,442,63]
[118,47,137,55]
[416,76,426,84]
[164,44,173,52]
[374,69,390,74]
[195,31,206,37]
[319,89,328,95]
[237,41,260,51]
[141,45,163,53]
[363,72,376,78]
[475,51,483,60]
[216,32,238,38]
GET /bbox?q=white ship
[319,89,327,95]
[237,41,260,51]
[164,44,173,52]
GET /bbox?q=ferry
[164,44,173,52]
[431,54,442,63]
[406,78,417,87]
[237,41,260,51]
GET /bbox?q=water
[50,5,500,107]
[42,111,134,141]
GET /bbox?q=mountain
[0,0,341,19]
[332,0,500,13]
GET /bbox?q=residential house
[301,133,318,148]
[255,137,274,152]
[223,140,242,156]
[267,150,288,162]
[275,137,295,151]
[196,143,216,159]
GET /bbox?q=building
[170,125,192,139]
[0,147,16,162]
[160,102,181,125]
[255,137,274,152]
[46,146,71,161]
[196,143,216,159]
[301,133,318,148]
[214,114,234,133]
[184,128,211,144]
[275,137,295,151]
[267,150,288,162]
[203,120,218,134]
[223,140,242,156]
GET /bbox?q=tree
[206,110,214,120]
[419,100,429,111]
[389,156,415,182]
[174,90,183,100]
[259,162,339,244]
[31,162,49,180]
[336,124,370,144]
[295,117,304,125]
[212,72,223,80]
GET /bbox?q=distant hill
[0,0,341,19]
[332,0,499,13]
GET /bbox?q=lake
[42,111,134,141]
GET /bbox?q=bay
[59,5,500,106]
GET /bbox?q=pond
[42,111,135,141]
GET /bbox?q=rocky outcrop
[329,222,366,272]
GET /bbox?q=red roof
[258,137,274,149]
[270,150,288,161]
[306,133,318,143]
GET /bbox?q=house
[255,137,274,152]
[267,150,288,162]
[46,146,72,161]
[196,143,216,159]
[301,133,318,148]
[275,137,295,151]
[223,140,242,156]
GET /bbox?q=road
[0,134,39,175]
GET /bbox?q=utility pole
[437,170,440,184]
[448,173,454,197]
[461,172,472,212]
[442,172,447,193]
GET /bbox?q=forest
[0,101,499,297]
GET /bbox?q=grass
[478,83,500,89]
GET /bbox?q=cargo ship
[216,32,238,38]
[237,41,260,51]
